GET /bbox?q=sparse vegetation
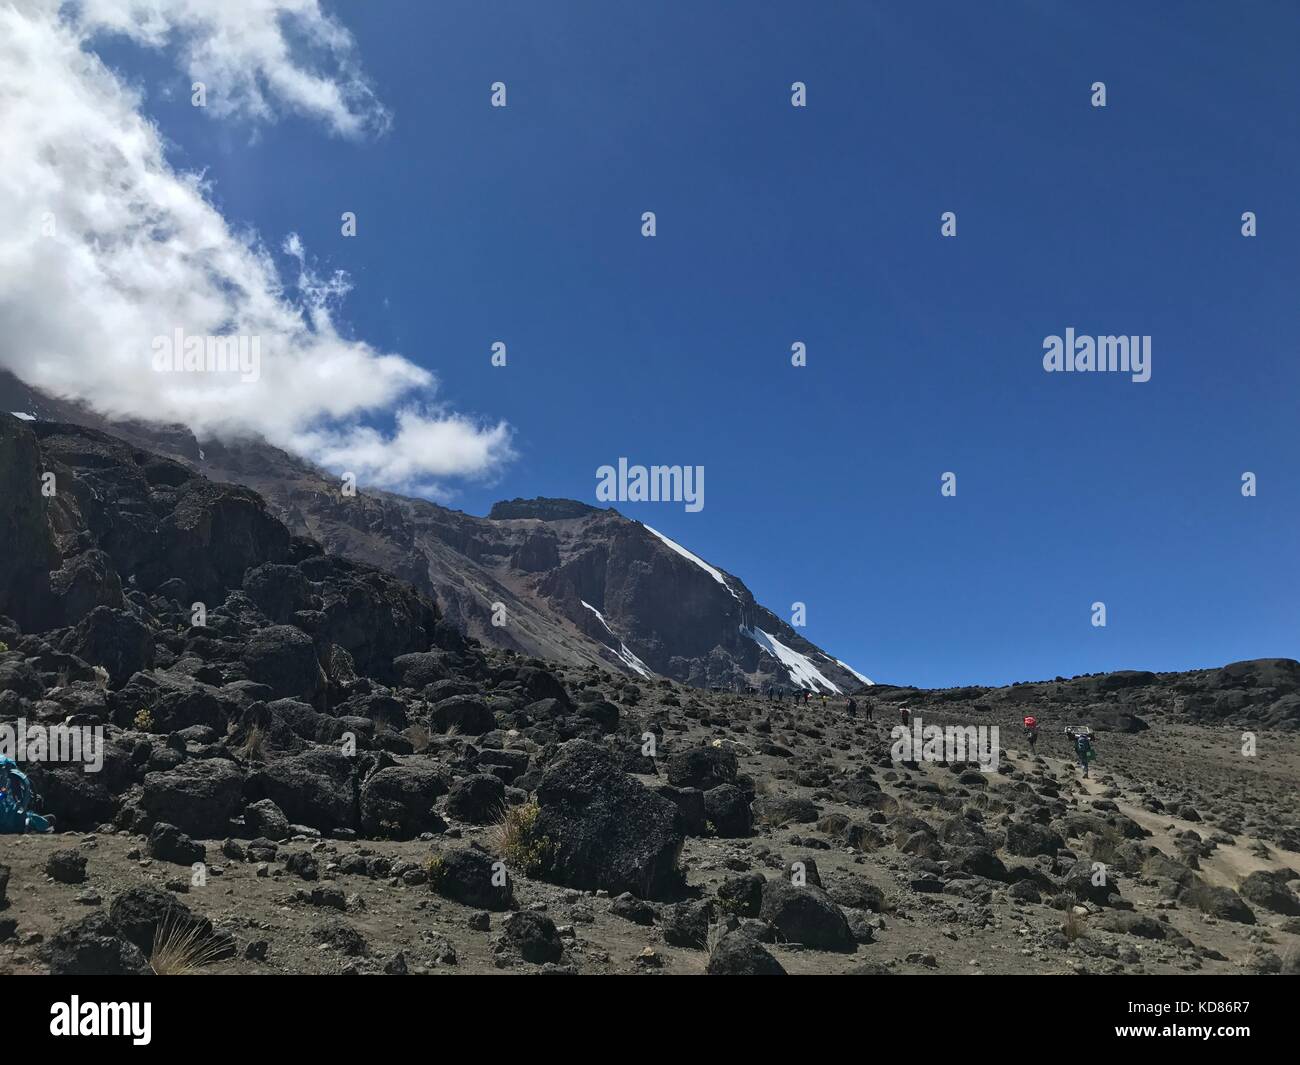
[491,801,552,878]
[237,724,268,762]
[133,707,155,731]
[149,915,225,975]
[423,854,446,886]
[405,724,431,752]
[1061,894,1086,943]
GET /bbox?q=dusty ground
[4,693,1298,976]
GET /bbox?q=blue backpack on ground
[0,756,52,833]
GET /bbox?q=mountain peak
[488,497,603,522]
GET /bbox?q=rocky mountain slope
[2,410,1299,978]
[0,371,868,694]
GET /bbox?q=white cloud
[0,1,514,495]
[71,0,392,137]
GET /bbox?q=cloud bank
[0,0,512,495]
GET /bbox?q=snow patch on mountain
[828,655,874,686]
[10,411,35,421]
[742,626,841,693]
[581,600,652,678]
[641,523,740,601]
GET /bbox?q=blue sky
[91,1,1299,687]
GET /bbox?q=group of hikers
[1021,716,1097,775]
[834,701,1097,777]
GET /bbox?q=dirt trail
[1039,749,1300,891]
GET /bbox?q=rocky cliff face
[0,372,871,692]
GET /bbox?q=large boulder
[1005,821,1065,858]
[1181,880,1256,924]
[245,748,357,832]
[241,626,322,702]
[429,847,514,911]
[704,784,753,837]
[445,773,505,824]
[706,931,787,975]
[139,479,290,600]
[430,695,495,735]
[359,764,450,839]
[533,740,684,899]
[141,760,244,837]
[147,823,206,865]
[41,912,150,975]
[759,881,854,951]
[109,886,216,957]
[1238,870,1300,916]
[497,911,563,964]
[243,798,291,841]
[27,762,118,829]
[301,554,438,683]
[666,746,737,790]
[66,607,153,688]
[393,651,452,688]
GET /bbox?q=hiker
[0,756,52,834]
[900,705,911,727]
[863,699,874,722]
[846,697,857,718]
[1023,715,1040,755]
[1071,729,1096,778]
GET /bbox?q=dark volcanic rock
[67,607,153,688]
[533,740,684,899]
[759,881,854,951]
[498,910,563,963]
[706,931,787,975]
[1006,821,1065,858]
[142,759,244,837]
[359,764,450,839]
[704,784,753,838]
[147,823,206,865]
[445,773,506,824]
[109,886,218,956]
[430,695,495,735]
[666,746,737,790]
[430,847,514,911]
[42,912,150,975]
[243,798,291,841]
[0,415,59,631]
[241,625,322,701]
[1238,870,1300,916]
[245,749,357,833]
[45,849,88,884]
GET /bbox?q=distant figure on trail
[1067,727,1095,778]
[846,697,857,718]
[1023,715,1039,755]
[863,699,874,722]
[900,705,911,727]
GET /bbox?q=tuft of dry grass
[1061,894,1086,943]
[405,724,431,752]
[237,724,268,763]
[490,801,551,878]
[150,915,225,975]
